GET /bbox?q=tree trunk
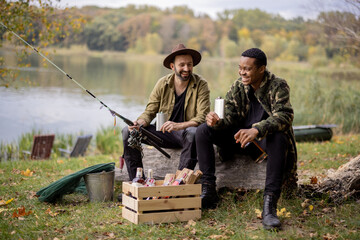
[302,154,360,204]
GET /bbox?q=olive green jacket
[138,72,210,126]
[214,70,298,196]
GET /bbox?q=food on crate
[172,173,187,185]
[163,174,175,185]
[130,168,203,188]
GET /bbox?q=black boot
[201,183,219,209]
[262,193,281,230]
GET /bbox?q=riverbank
[0,134,359,239]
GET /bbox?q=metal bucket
[84,170,115,202]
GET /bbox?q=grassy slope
[0,135,359,239]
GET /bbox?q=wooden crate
[122,181,201,224]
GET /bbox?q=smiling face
[238,56,265,91]
[170,54,193,82]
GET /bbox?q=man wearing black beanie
[196,48,297,230]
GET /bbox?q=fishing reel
[128,128,143,156]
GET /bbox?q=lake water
[1,48,359,142]
[0,49,239,143]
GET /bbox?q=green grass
[0,126,122,162]
[95,125,123,155]
[0,135,360,239]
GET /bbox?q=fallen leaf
[310,176,318,184]
[187,219,196,227]
[21,169,33,177]
[254,208,262,219]
[309,205,314,211]
[57,160,64,164]
[309,232,318,238]
[26,191,37,200]
[103,232,115,239]
[0,198,14,206]
[210,235,228,239]
[277,208,291,218]
[45,208,58,217]
[12,169,21,174]
[323,233,338,240]
[12,206,32,218]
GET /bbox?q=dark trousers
[195,123,288,197]
[122,125,198,180]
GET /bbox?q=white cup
[214,97,224,119]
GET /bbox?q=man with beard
[196,48,297,230]
[121,44,210,183]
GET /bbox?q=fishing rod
[0,22,171,159]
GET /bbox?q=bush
[96,125,123,155]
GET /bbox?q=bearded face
[171,54,193,82]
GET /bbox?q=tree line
[1,1,359,70]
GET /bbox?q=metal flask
[156,112,167,131]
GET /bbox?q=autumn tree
[313,0,360,63]
[119,13,152,49]
[84,17,126,51]
[0,0,86,87]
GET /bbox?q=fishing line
[0,22,170,158]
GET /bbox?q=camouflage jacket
[214,70,298,196]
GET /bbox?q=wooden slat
[122,207,201,224]
[122,194,138,211]
[122,207,139,224]
[122,181,201,198]
[137,197,201,212]
[138,209,201,224]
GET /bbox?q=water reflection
[1,49,359,142]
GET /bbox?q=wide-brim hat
[163,43,202,69]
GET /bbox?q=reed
[95,125,123,155]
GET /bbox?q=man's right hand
[206,112,220,127]
[128,119,146,131]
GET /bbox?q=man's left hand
[234,128,259,148]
